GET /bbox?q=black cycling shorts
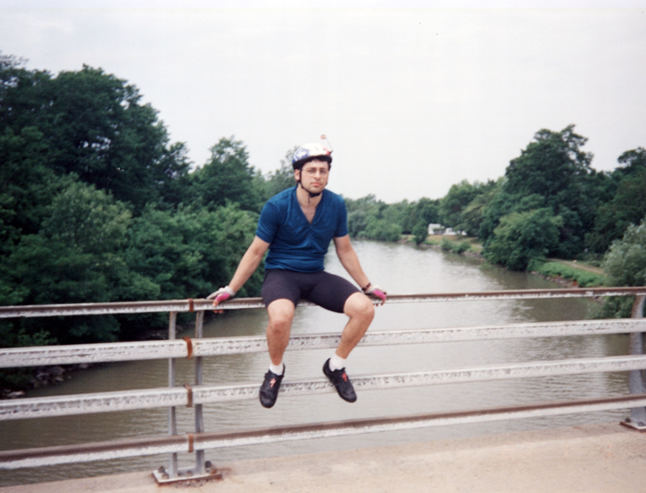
[261,269,359,314]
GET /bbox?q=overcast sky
[2,1,646,202]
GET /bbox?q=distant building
[427,223,445,235]
[427,224,466,236]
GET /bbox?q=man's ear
[294,169,300,182]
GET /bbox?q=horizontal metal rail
[3,355,646,421]
[2,318,645,368]
[1,287,645,318]
[2,393,645,469]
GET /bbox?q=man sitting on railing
[208,137,386,408]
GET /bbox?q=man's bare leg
[266,298,295,365]
[259,298,294,408]
[323,292,375,403]
[337,292,375,358]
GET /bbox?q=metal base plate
[621,418,646,432]
[152,464,223,485]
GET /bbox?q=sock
[329,353,346,371]
[269,361,284,375]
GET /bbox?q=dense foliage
[346,195,440,244]
[436,126,646,272]
[2,54,645,357]
[0,56,264,349]
[598,219,646,318]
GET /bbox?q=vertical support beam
[153,311,180,483]
[154,310,220,484]
[194,310,205,473]
[167,311,178,476]
[624,295,646,430]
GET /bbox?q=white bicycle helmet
[292,139,333,170]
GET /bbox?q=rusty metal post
[153,311,179,483]
[153,309,218,485]
[623,295,646,430]
[168,312,179,476]
[193,310,206,474]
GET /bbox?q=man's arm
[228,236,270,292]
[210,236,269,306]
[334,235,387,304]
[333,235,370,290]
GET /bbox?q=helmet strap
[298,180,322,198]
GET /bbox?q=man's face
[295,159,330,195]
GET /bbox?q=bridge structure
[0,287,645,486]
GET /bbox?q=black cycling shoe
[259,366,284,408]
[323,358,357,403]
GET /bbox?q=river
[0,241,629,486]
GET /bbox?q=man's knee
[344,292,375,321]
[267,299,295,335]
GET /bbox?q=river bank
[410,234,607,288]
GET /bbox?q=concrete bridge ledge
[1,423,645,493]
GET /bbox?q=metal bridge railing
[0,287,645,484]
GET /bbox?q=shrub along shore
[414,234,606,288]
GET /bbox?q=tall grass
[528,260,606,287]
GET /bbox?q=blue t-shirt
[256,187,349,272]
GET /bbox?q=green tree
[502,125,596,256]
[0,57,275,354]
[264,161,295,197]
[265,147,297,198]
[363,217,402,242]
[484,208,563,270]
[599,219,646,318]
[126,203,261,300]
[587,148,646,253]
[3,178,135,304]
[603,219,646,287]
[346,195,385,238]
[460,180,501,237]
[0,54,52,134]
[345,194,406,241]
[504,125,592,200]
[0,61,190,213]
[382,200,410,233]
[404,198,441,235]
[480,125,603,259]
[3,180,156,344]
[399,198,441,235]
[192,137,263,212]
[122,203,261,338]
[208,204,264,297]
[0,126,59,244]
[412,220,429,245]
[440,180,481,228]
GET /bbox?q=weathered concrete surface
[1,423,645,493]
